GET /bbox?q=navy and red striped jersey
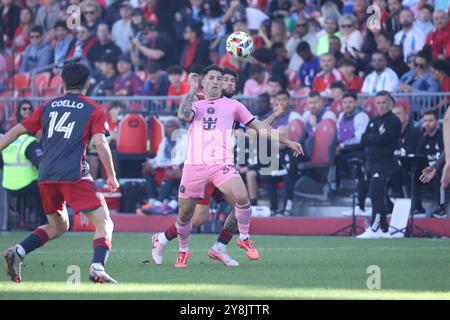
[21,93,109,183]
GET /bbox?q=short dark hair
[97,22,111,33]
[271,42,285,54]
[248,64,264,76]
[202,64,223,76]
[223,68,237,79]
[147,62,161,74]
[188,21,203,38]
[423,109,438,119]
[268,76,282,84]
[431,60,450,76]
[296,41,311,54]
[338,57,357,68]
[330,80,347,91]
[343,90,357,100]
[376,90,395,103]
[166,65,183,75]
[108,101,126,111]
[276,90,290,98]
[54,20,69,31]
[308,91,321,99]
[30,25,44,35]
[61,63,90,90]
[258,92,270,100]
[378,30,393,43]
[419,3,434,13]
[189,63,205,74]
[98,54,116,66]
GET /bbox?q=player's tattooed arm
[178,92,196,122]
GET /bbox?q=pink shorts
[179,164,240,199]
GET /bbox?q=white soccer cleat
[356,227,385,239]
[208,247,239,266]
[342,207,371,217]
[151,233,166,265]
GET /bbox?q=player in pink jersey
[164,65,303,268]
[151,68,288,266]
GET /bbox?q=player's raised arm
[247,119,304,157]
[0,123,28,152]
[177,73,199,123]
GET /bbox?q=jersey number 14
[48,111,75,139]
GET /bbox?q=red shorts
[39,180,106,215]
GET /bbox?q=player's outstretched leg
[208,211,239,266]
[4,212,69,283]
[174,198,197,268]
[85,207,116,283]
[218,177,260,260]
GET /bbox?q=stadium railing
[0,93,449,122]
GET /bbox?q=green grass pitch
[0,232,449,299]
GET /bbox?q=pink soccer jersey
[185,97,255,165]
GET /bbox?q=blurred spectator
[144,63,170,96]
[430,60,450,93]
[167,65,189,108]
[266,0,291,19]
[35,0,60,37]
[26,0,40,16]
[140,0,158,26]
[19,25,52,74]
[142,119,188,203]
[12,6,34,54]
[301,90,337,139]
[105,0,126,26]
[90,55,117,96]
[398,50,439,97]
[352,0,368,30]
[0,51,5,93]
[66,24,96,63]
[338,57,363,92]
[312,53,342,95]
[339,14,363,58]
[316,13,340,56]
[388,44,409,77]
[0,0,21,49]
[335,91,369,216]
[129,23,177,71]
[394,9,426,62]
[270,19,288,45]
[425,10,450,61]
[328,35,344,63]
[266,77,282,104]
[81,0,103,35]
[413,4,435,37]
[325,80,347,106]
[88,23,122,69]
[286,16,317,73]
[270,42,289,89]
[113,53,144,96]
[131,8,147,35]
[361,52,399,94]
[112,1,134,53]
[106,100,126,146]
[200,0,225,42]
[172,1,194,51]
[243,64,269,96]
[296,41,321,88]
[272,90,302,128]
[180,22,212,71]
[53,21,74,66]
[386,0,402,34]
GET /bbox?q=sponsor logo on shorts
[180,185,186,193]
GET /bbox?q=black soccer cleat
[4,247,23,283]
[89,266,117,284]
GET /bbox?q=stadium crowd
[1,0,450,223]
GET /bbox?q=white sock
[157,232,169,245]
[212,241,226,252]
[239,233,249,241]
[15,245,25,259]
[91,263,104,271]
[179,246,189,253]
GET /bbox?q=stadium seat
[294,119,337,201]
[362,97,378,118]
[49,75,63,92]
[34,72,51,95]
[13,73,30,90]
[329,98,344,117]
[395,96,411,115]
[149,115,164,156]
[135,71,147,82]
[117,113,148,154]
[288,119,304,142]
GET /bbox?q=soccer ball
[226,31,254,59]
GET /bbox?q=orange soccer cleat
[175,250,191,268]
[236,238,260,260]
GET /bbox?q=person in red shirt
[166,65,190,110]
[338,57,363,92]
[430,60,450,109]
[312,53,342,95]
[140,0,158,26]
[425,10,450,61]
[12,6,34,53]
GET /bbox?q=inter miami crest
[207,107,215,114]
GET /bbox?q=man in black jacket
[357,91,401,239]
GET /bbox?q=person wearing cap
[88,22,122,69]
[112,1,134,53]
[90,55,118,96]
[129,23,177,70]
[113,53,144,96]
[316,13,341,56]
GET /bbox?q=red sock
[217,228,233,245]
[164,223,178,241]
